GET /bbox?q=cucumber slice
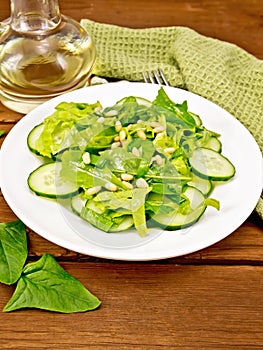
[204,137,222,153]
[109,216,134,232]
[85,198,105,214]
[71,193,87,215]
[27,123,44,156]
[27,123,72,159]
[189,147,235,181]
[188,173,213,196]
[28,162,79,198]
[151,186,206,230]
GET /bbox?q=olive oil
[0,1,96,113]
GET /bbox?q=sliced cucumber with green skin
[28,162,79,198]
[109,216,134,232]
[189,147,235,181]
[71,193,87,215]
[151,186,206,230]
[27,123,70,160]
[27,123,44,156]
[204,137,222,153]
[188,173,213,197]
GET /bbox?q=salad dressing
[0,0,96,113]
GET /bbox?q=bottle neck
[10,0,61,33]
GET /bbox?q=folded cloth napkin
[81,19,263,219]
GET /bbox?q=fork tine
[142,70,159,84]
[141,71,148,83]
[153,70,162,85]
[142,69,169,86]
[158,68,169,86]
[147,70,156,84]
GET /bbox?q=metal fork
[142,68,170,86]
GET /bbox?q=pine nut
[82,152,91,164]
[97,116,105,123]
[122,181,133,189]
[104,109,118,117]
[86,186,101,196]
[153,125,165,133]
[94,106,102,113]
[137,129,147,140]
[105,182,118,191]
[121,173,134,181]
[136,178,149,188]
[164,147,175,154]
[119,130,126,141]
[114,135,120,142]
[154,154,163,166]
[111,141,121,149]
[115,120,122,132]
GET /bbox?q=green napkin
[81,19,263,219]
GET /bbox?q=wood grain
[0,1,262,349]
[0,263,263,349]
[0,0,262,59]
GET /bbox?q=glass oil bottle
[0,0,96,113]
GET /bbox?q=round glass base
[0,79,91,114]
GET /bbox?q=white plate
[0,82,262,261]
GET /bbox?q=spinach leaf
[0,130,5,137]
[0,220,27,285]
[3,254,101,313]
[153,87,196,126]
[115,99,138,125]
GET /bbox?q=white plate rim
[0,82,262,261]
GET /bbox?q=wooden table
[0,1,263,349]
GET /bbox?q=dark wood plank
[54,0,263,59]
[0,105,22,123]
[0,1,262,349]
[0,263,263,349]
[0,0,262,59]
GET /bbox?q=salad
[27,87,235,237]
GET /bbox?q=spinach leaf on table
[0,220,27,285]
[0,130,5,137]
[3,253,101,313]
[0,220,101,313]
